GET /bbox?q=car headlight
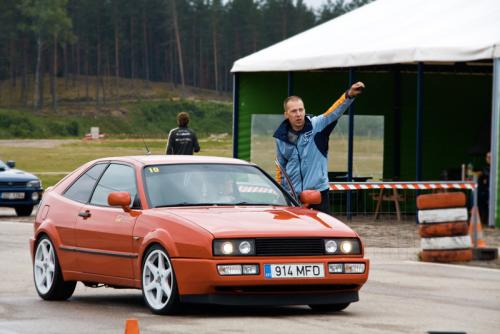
[324,238,361,255]
[213,239,255,256]
[324,240,338,253]
[221,241,234,255]
[340,240,353,253]
[31,192,40,201]
[27,180,42,188]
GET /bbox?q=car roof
[91,155,253,166]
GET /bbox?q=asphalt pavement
[0,208,499,334]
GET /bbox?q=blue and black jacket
[274,93,354,195]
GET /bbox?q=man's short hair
[283,96,303,112]
[177,112,189,127]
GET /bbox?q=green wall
[237,72,288,161]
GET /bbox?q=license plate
[264,263,325,278]
[1,192,25,200]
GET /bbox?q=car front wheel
[142,245,180,314]
[309,303,351,312]
[15,205,33,216]
[33,235,76,300]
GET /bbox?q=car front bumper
[180,290,358,306]
[0,187,43,207]
[172,257,369,306]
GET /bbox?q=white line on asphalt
[404,260,500,272]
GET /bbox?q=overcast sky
[302,0,328,9]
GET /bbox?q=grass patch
[0,138,232,187]
[0,99,232,139]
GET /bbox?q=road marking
[404,259,500,272]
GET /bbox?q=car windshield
[0,160,7,170]
[144,163,293,208]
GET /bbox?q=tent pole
[416,62,424,181]
[288,71,294,96]
[347,68,355,220]
[489,58,500,227]
[232,72,239,158]
[393,66,401,178]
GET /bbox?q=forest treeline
[0,0,371,112]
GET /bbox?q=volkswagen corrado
[30,155,369,314]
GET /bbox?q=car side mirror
[300,190,321,208]
[6,160,15,168]
[108,191,132,213]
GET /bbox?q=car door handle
[78,210,91,219]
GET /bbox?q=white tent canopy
[231,0,500,72]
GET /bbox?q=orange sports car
[30,155,369,314]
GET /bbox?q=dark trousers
[310,189,330,214]
[478,191,489,225]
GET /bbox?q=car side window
[89,164,138,207]
[64,163,108,203]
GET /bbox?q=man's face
[284,99,305,131]
[486,152,491,165]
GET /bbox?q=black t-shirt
[166,127,200,155]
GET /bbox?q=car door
[75,163,139,279]
[56,163,108,271]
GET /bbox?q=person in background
[478,151,491,225]
[166,112,200,155]
[274,82,365,214]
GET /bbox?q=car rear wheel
[15,205,33,216]
[142,245,180,314]
[33,236,76,300]
[309,303,350,312]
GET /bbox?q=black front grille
[0,181,26,187]
[255,238,325,256]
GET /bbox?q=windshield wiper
[155,202,278,208]
[155,202,218,208]
[232,202,275,206]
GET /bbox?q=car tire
[416,192,466,210]
[141,244,181,315]
[420,249,473,262]
[309,303,350,312]
[15,205,34,216]
[418,221,469,238]
[33,235,76,300]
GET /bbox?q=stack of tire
[417,192,472,262]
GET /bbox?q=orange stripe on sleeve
[275,164,282,184]
[322,93,346,117]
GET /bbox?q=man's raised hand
[348,82,365,98]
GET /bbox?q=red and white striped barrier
[238,185,276,194]
[329,181,477,191]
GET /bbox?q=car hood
[158,206,357,238]
[0,168,38,182]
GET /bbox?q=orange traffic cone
[124,319,140,334]
[469,207,486,248]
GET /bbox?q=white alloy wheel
[34,238,56,294]
[142,247,178,313]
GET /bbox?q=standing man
[166,112,200,155]
[478,151,491,225]
[274,82,365,213]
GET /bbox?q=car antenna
[142,136,151,155]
